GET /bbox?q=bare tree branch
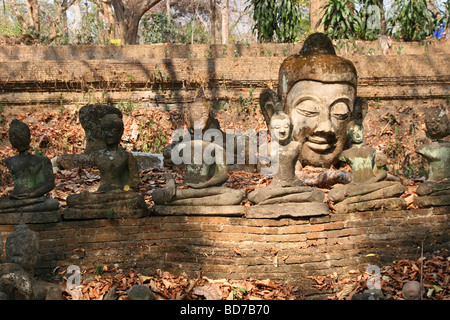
[10,0,29,31]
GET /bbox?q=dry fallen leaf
[193,283,222,300]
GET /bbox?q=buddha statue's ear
[259,89,283,131]
[353,97,367,126]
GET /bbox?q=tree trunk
[221,0,229,44]
[96,0,116,41]
[26,0,40,34]
[375,0,386,35]
[309,0,326,31]
[10,0,28,31]
[209,0,216,44]
[48,0,76,42]
[109,0,162,45]
[11,0,40,34]
[123,13,141,45]
[71,0,82,39]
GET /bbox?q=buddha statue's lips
[306,136,336,152]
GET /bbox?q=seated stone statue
[163,88,254,172]
[0,119,60,224]
[0,216,62,300]
[153,134,244,213]
[163,88,224,168]
[246,111,329,218]
[64,114,148,219]
[414,108,450,207]
[328,121,406,213]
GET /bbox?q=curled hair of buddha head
[278,32,357,105]
[8,119,31,152]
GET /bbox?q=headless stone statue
[246,111,329,218]
[0,120,60,224]
[0,216,62,300]
[414,108,450,207]
[64,114,149,220]
[153,131,244,215]
[328,122,406,213]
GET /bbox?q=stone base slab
[245,202,330,219]
[415,195,450,208]
[0,210,61,224]
[152,205,245,216]
[334,198,407,214]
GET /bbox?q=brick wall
[1,206,447,298]
[0,42,449,108]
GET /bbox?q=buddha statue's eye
[295,100,319,117]
[331,102,350,120]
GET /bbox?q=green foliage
[319,0,357,39]
[140,12,209,44]
[0,20,26,39]
[353,0,382,40]
[445,0,450,21]
[31,147,43,155]
[246,0,306,43]
[232,287,247,299]
[319,0,438,41]
[141,12,178,44]
[117,100,137,114]
[178,20,210,44]
[387,0,433,41]
[95,264,104,274]
[107,208,117,220]
[72,3,108,45]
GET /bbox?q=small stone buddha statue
[414,108,450,207]
[248,110,325,205]
[153,137,244,208]
[0,216,62,300]
[0,119,60,223]
[245,110,329,218]
[328,121,406,213]
[64,114,148,219]
[163,88,224,168]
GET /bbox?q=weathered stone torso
[3,153,51,198]
[271,140,302,186]
[416,141,450,182]
[339,145,376,184]
[94,149,131,192]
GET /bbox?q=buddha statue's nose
[315,112,334,135]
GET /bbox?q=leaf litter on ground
[58,248,449,300]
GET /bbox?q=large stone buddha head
[260,33,365,168]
